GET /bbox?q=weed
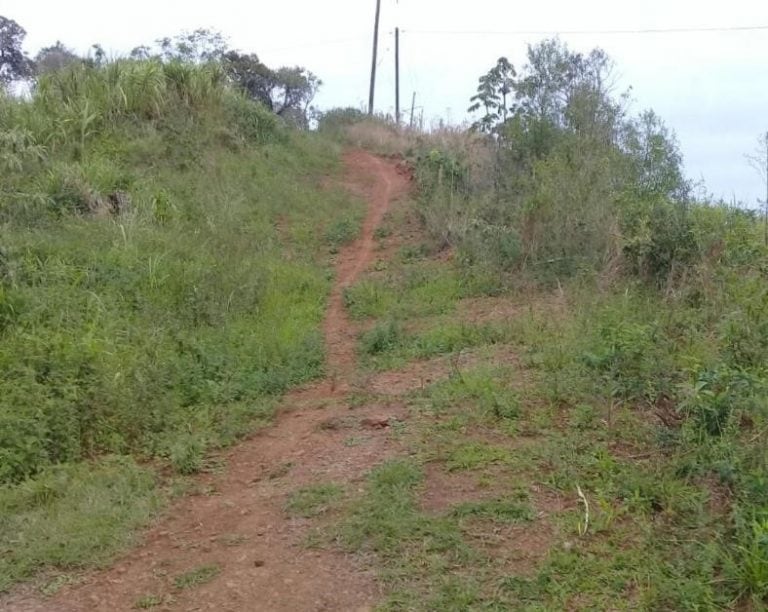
[134,594,164,609]
[445,442,512,472]
[325,215,361,250]
[168,434,206,475]
[173,564,221,590]
[267,462,293,480]
[425,368,521,424]
[726,517,768,600]
[340,458,473,571]
[344,279,396,320]
[286,483,343,518]
[343,436,368,447]
[39,573,80,596]
[361,320,515,371]
[451,499,533,523]
[360,319,404,355]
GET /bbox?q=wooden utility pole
[368,0,382,115]
[395,27,401,124]
[409,91,416,129]
[764,131,768,246]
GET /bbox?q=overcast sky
[4,0,768,205]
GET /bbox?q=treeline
[0,17,320,128]
[411,39,759,287]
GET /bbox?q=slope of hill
[3,41,768,611]
[0,60,364,592]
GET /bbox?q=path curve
[2,150,410,612]
[324,151,399,389]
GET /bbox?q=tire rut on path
[2,150,410,612]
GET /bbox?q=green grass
[444,442,513,472]
[317,93,768,609]
[319,200,768,607]
[421,367,522,423]
[330,457,538,609]
[0,456,161,591]
[325,214,363,252]
[286,483,344,518]
[0,59,365,591]
[0,133,354,485]
[450,498,533,523]
[344,264,463,321]
[359,319,517,371]
[317,350,739,608]
[4,54,768,609]
[338,459,476,602]
[173,564,221,590]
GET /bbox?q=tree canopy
[0,15,32,85]
[222,52,321,128]
[34,41,80,75]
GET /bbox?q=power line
[260,36,367,54]
[403,24,768,36]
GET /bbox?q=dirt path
[324,151,403,390]
[3,150,410,612]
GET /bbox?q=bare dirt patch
[467,519,558,578]
[420,463,494,514]
[422,465,569,579]
[458,297,525,325]
[366,344,521,397]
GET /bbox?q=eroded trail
[324,151,402,388]
[4,151,410,612]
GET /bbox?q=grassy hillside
[310,116,768,608]
[0,60,362,589]
[310,42,768,607]
[4,39,768,609]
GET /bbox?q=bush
[360,319,404,355]
[620,197,697,282]
[224,93,282,145]
[316,107,367,133]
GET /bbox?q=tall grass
[0,59,361,588]
[330,74,768,606]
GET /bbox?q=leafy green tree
[223,52,320,128]
[222,51,274,108]
[156,28,228,63]
[271,66,321,127]
[129,45,153,60]
[468,57,515,133]
[621,110,690,202]
[34,41,80,75]
[462,38,694,277]
[509,40,621,145]
[0,16,32,85]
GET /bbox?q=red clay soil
[366,344,522,397]
[1,150,410,612]
[324,151,409,391]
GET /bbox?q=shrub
[316,107,367,134]
[620,197,697,283]
[360,319,403,355]
[224,93,282,145]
